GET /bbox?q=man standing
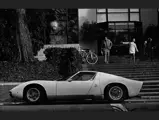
[144,40,147,56]
[101,36,113,64]
[147,37,154,61]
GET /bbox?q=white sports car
[9,71,143,104]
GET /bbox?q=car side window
[71,72,96,81]
[71,73,82,80]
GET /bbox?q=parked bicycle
[79,48,98,64]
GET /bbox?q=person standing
[122,38,139,63]
[144,40,148,57]
[147,37,154,61]
[101,36,113,64]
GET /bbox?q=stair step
[90,67,159,70]
[139,92,159,96]
[114,75,159,78]
[142,85,159,88]
[93,67,159,71]
[130,77,159,81]
[109,71,159,73]
[143,81,159,85]
[95,64,159,67]
[141,96,159,99]
[107,71,159,74]
[140,88,159,92]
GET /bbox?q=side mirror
[67,79,72,82]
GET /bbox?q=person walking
[101,36,113,64]
[122,38,139,63]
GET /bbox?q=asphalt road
[0,104,114,112]
[1,101,159,112]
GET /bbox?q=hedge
[0,61,60,82]
[44,47,82,79]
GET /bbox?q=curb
[0,102,25,106]
[125,99,159,102]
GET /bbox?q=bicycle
[79,48,98,65]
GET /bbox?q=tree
[17,9,34,62]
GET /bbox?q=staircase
[86,55,159,99]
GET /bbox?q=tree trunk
[17,9,34,62]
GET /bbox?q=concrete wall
[140,8,158,34]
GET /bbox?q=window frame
[96,8,140,22]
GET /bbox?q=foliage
[0,9,79,61]
[44,47,82,79]
[0,10,18,61]
[80,21,102,42]
[0,61,60,82]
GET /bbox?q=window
[108,8,128,13]
[129,8,140,21]
[130,13,140,21]
[115,23,128,30]
[96,8,107,23]
[97,9,106,12]
[96,8,140,45]
[97,14,106,23]
[96,8,140,22]
[108,13,128,21]
[71,72,96,81]
[130,8,139,12]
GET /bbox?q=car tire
[105,84,127,103]
[24,85,46,104]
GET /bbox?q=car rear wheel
[105,85,127,103]
[24,86,46,104]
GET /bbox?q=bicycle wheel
[86,52,98,64]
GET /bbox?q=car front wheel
[24,86,46,104]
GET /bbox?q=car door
[56,72,96,98]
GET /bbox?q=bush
[0,61,60,82]
[44,47,82,79]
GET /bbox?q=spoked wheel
[105,85,127,103]
[86,52,98,64]
[24,86,46,104]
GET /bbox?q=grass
[0,61,61,82]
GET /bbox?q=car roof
[78,70,98,73]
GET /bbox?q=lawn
[0,61,61,82]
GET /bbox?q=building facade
[78,8,158,55]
